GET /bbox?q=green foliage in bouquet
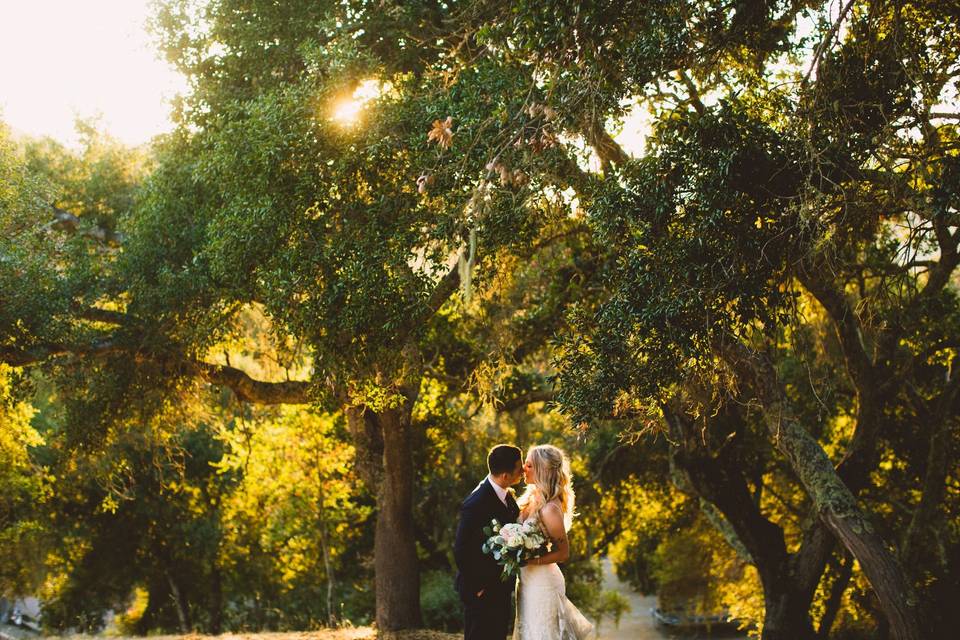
[481,519,548,582]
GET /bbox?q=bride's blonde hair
[517,444,576,530]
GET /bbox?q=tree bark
[374,405,423,631]
[347,399,423,632]
[729,345,922,640]
[777,421,920,640]
[789,263,901,629]
[664,404,816,639]
[165,572,190,634]
[817,552,853,638]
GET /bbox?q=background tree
[553,1,959,639]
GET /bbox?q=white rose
[500,523,523,548]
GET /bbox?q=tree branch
[803,0,857,86]
[797,261,875,386]
[497,389,555,413]
[191,361,312,404]
[422,262,461,323]
[0,339,312,404]
[677,70,706,116]
[49,206,125,246]
[724,341,922,640]
[918,219,960,299]
[0,338,122,366]
[74,305,128,325]
[580,119,630,171]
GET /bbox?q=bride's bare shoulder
[539,501,565,535]
[544,499,563,512]
[542,500,564,518]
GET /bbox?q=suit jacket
[454,478,521,600]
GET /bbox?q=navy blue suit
[454,478,520,640]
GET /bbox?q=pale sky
[0,0,648,155]
[0,0,187,147]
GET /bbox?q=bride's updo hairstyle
[518,444,576,530]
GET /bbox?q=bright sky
[0,1,826,157]
[0,0,187,147]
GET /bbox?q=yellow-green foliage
[217,405,366,592]
[650,513,757,619]
[607,483,686,572]
[0,364,45,592]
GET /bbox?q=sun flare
[330,79,383,126]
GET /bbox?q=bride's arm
[530,502,569,565]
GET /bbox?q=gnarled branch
[191,360,311,404]
[0,338,313,405]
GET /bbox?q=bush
[420,570,463,632]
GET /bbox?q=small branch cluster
[485,159,528,187]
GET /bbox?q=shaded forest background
[2,1,959,639]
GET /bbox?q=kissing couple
[454,443,594,640]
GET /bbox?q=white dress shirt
[486,474,509,506]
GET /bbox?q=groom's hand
[475,589,484,597]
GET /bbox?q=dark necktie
[506,492,519,519]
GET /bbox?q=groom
[454,444,523,640]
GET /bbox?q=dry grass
[30,630,460,640]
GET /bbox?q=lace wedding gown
[513,512,594,640]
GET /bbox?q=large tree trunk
[375,406,423,631]
[678,452,816,639]
[666,405,816,640]
[774,417,920,640]
[730,347,923,640]
[347,399,423,632]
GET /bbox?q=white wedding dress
[513,511,594,640]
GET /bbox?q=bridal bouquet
[481,519,550,581]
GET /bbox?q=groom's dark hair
[487,444,522,475]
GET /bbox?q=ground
[0,628,460,640]
[0,625,463,640]
[0,559,741,640]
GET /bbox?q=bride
[513,444,594,640]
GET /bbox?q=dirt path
[596,557,748,640]
[595,557,670,640]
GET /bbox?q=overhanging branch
[75,305,128,325]
[49,206,126,246]
[191,361,312,404]
[581,119,630,171]
[424,262,461,322]
[497,389,555,413]
[0,338,122,366]
[0,339,312,405]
